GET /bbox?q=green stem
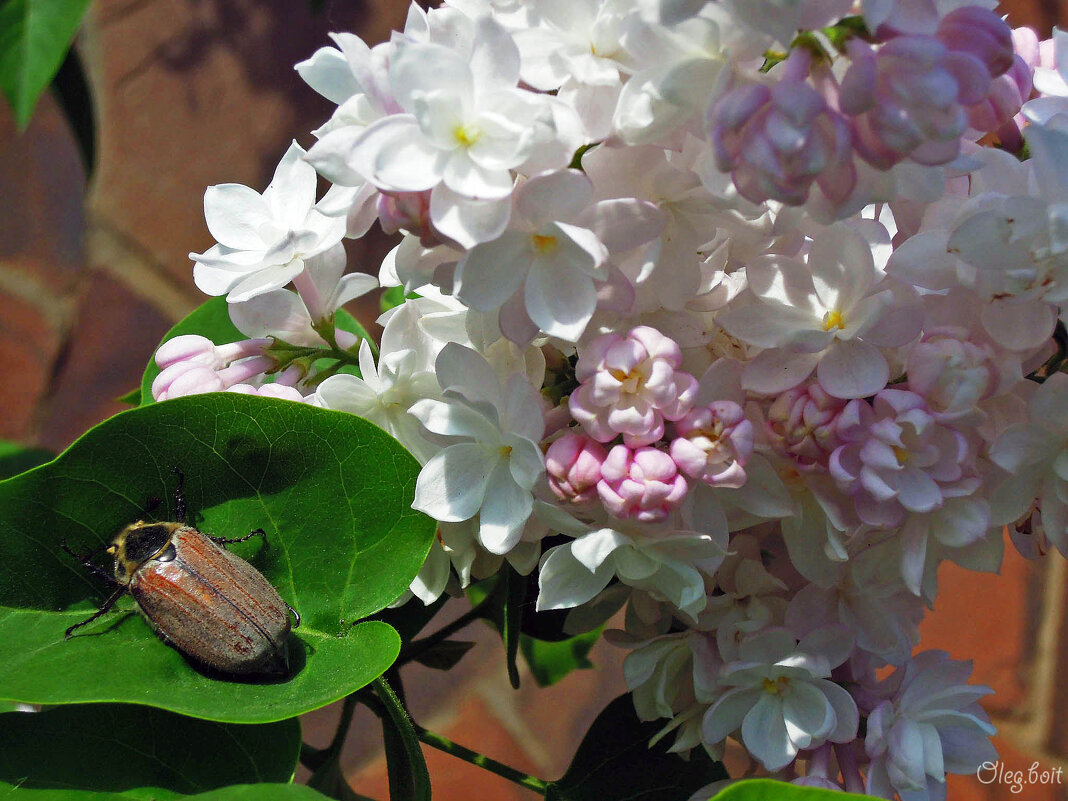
[299,692,360,772]
[398,597,490,664]
[414,725,549,795]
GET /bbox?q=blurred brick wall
[0,1,1065,799]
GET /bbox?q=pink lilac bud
[828,390,977,527]
[967,53,1032,141]
[546,432,608,505]
[154,335,217,370]
[840,37,991,169]
[936,6,1014,79]
[227,383,308,402]
[377,190,439,247]
[765,383,847,471]
[669,401,753,487]
[597,444,688,522]
[906,327,996,420]
[709,51,856,206]
[569,326,698,447]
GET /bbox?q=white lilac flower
[716,224,922,399]
[700,627,859,771]
[865,651,997,801]
[988,371,1068,556]
[190,142,346,302]
[409,343,545,555]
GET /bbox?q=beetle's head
[110,521,181,581]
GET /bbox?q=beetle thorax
[110,521,182,582]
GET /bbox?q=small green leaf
[709,779,872,800]
[116,388,142,406]
[412,639,476,671]
[546,695,728,801]
[0,0,92,126]
[0,394,435,723]
[0,704,299,796]
[520,627,600,687]
[374,676,431,801]
[0,440,52,480]
[379,287,421,313]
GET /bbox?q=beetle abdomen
[130,527,291,676]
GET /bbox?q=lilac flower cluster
[158,0,1068,795]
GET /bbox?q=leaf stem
[413,725,549,795]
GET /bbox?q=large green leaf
[0,704,300,797]
[1,784,334,801]
[0,393,436,723]
[0,0,92,126]
[138,299,375,407]
[709,779,872,800]
[546,695,727,801]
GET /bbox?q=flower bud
[569,326,698,447]
[669,401,753,487]
[765,384,845,471]
[154,335,218,370]
[710,57,856,205]
[936,6,1014,79]
[597,444,688,522]
[546,432,608,504]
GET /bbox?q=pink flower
[765,383,847,471]
[669,402,753,487]
[935,6,1015,80]
[569,326,698,447]
[709,51,856,206]
[597,445,688,522]
[546,432,608,505]
[840,36,992,169]
[905,327,996,421]
[828,390,977,528]
[227,383,309,402]
[152,335,275,401]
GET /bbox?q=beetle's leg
[171,467,187,524]
[59,540,117,585]
[210,527,267,546]
[64,586,127,638]
[284,601,301,629]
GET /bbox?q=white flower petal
[478,460,533,554]
[204,184,272,251]
[413,443,494,522]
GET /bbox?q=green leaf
[378,287,421,314]
[412,639,475,671]
[374,676,431,801]
[138,298,245,406]
[1,784,335,801]
[0,440,53,480]
[709,779,872,800]
[116,388,142,406]
[0,704,299,796]
[520,627,600,687]
[0,393,436,723]
[546,695,728,801]
[0,0,92,126]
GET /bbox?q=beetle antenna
[171,467,187,524]
[210,527,267,547]
[64,586,127,638]
[60,540,118,585]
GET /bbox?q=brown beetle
[63,470,300,677]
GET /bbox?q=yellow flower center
[532,234,558,254]
[892,445,909,464]
[454,123,482,148]
[762,676,790,694]
[822,309,845,332]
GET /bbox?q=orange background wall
[1,1,1066,799]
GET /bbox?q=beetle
[62,469,300,678]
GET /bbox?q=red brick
[0,290,62,440]
[35,273,171,451]
[917,545,1038,713]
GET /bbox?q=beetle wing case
[129,526,292,676]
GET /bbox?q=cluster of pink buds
[549,327,754,522]
[152,334,284,401]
